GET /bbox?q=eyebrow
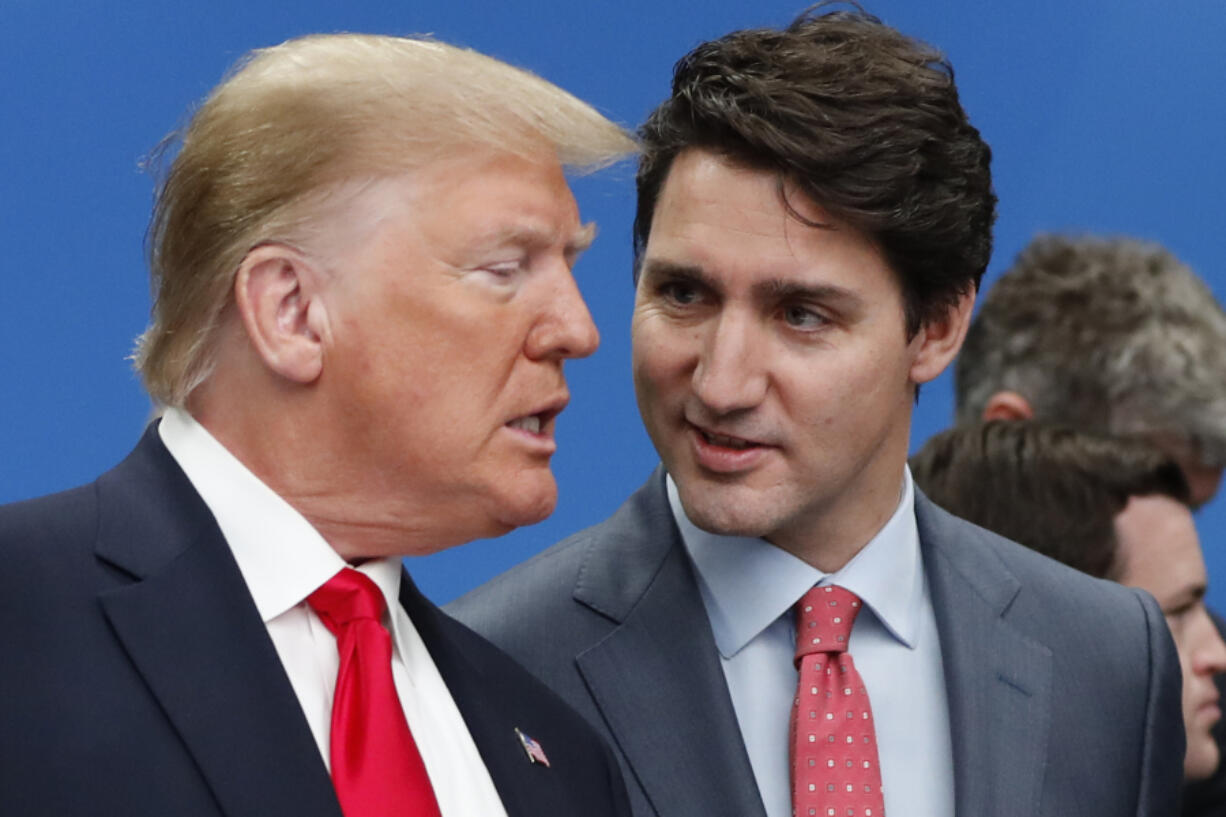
[751,277,862,307]
[475,221,597,258]
[639,259,711,286]
[640,258,863,306]
[1161,583,1207,615]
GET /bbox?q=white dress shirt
[670,468,954,817]
[159,408,508,817]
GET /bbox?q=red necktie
[791,585,885,817]
[307,568,443,817]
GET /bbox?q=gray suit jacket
[449,468,1185,817]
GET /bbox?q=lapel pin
[515,727,551,768]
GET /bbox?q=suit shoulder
[450,469,673,632]
[448,516,606,624]
[0,483,99,559]
[924,500,1161,635]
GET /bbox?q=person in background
[955,234,1226,815]
[450,8,1185,817]
[956,234,1226,508]
[0,33,636,817]
[912,421,1226,788]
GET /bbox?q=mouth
[507,415,544,434]
[697,427,762,450]
[505,395,568,440]
[688,416,772,449]
[687,421,774,473]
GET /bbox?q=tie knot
[794,584,862,662]
[307,568,387,635]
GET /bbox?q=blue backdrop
[3,0,1224,606]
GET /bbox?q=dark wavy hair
[633,4,996,336]
[911,421,1191,579]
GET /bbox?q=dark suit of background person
[0,33,637,817]
[451,9,1184,817]
[0,428,629,817]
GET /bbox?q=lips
[504,394,568,441]
[687,421,774,473]
[698,428,760,450]
[507,415,542,434]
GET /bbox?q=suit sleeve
[1134,587,1187,817]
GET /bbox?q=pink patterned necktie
[791,584,885,817]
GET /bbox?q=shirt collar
[671,467,923,658]
[158,407,403,623]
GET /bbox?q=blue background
[2,1,1224,605]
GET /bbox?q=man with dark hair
[450,8,1183,817]
[912,421,1226,786]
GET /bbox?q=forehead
[312,151,584,261]
[643,150,897,297]
[413,150,580,222]
[1114,493,1205,598]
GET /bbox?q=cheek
[632,335,682,399]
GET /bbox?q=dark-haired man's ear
[909,289,976,385]
[982,391,1035,421]
[233,244,329,385]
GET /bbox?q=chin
[491,483,558,531]
[681,497,768,539]
[1185,739,1221,782]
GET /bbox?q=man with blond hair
[0,33,634,817]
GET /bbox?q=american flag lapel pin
[515,727,551,768]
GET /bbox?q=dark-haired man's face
[632,149,968,569]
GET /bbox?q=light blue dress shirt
[669,468,954,817]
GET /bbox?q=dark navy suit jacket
[450,468,1186,817]
[0,426,630,817]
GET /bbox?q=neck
[767,432,911,573]
[188,383,473,562]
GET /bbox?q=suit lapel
[402,572,598,817]
[95,428,341,817]
[917,493,1053,817]
[572,471,767,817]
[397,572,536,816]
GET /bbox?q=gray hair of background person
[134,33,635,408]
[631,4,997,338]
[911,420,1190,579]
[955,234,1226,469]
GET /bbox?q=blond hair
[134,33,635,406]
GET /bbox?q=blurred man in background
[956,234,1226,815]
[956,234,1226,507]
[912,421,1226,788]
